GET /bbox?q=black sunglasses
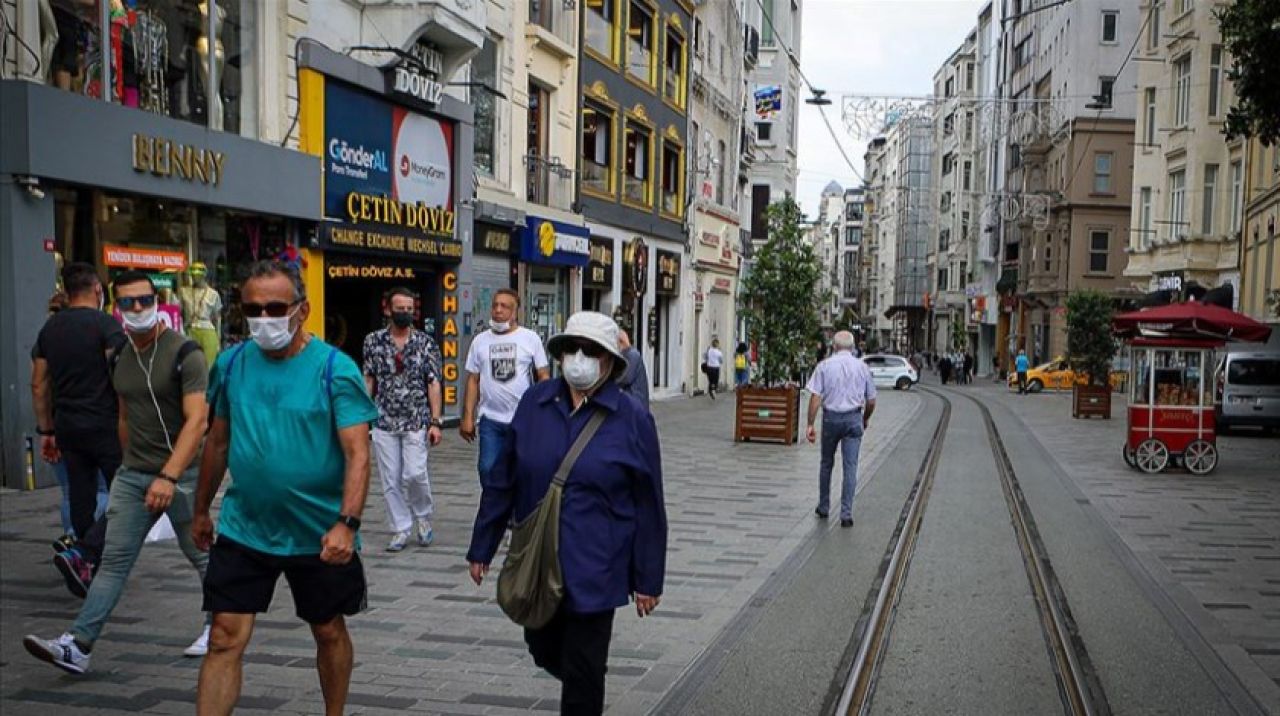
[116,295,156,310]
[241,300,299,318]
[562,339,606,358]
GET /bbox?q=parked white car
[863,354,918,390]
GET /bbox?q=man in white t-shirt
[703,339,724,399]
[460,288,550,482]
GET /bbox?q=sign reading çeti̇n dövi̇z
[322,76,458,252]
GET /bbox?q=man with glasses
[362,287,443,552]
[24,271,213,673]
[459,288,549,484]
[32,262,126,597]
[192,261,378,716]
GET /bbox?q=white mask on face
[562,350,603,391]
[248,310,299,351]
[490,319,511,333]
[122,305,159,333]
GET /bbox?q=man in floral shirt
[362,288,443,552]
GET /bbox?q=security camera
[17,176,44,200]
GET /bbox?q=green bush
[1065,290,1117,387]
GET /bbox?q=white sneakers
[387,531,411,552]
[23,633,90,674]
[24,625,211,674]
[184,625,211,657]
[416,519,434,547]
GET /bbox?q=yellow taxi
[1007,358,1126,393]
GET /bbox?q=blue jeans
[735,369,749,387]
[70,467,209,647]
[54,461,108,536]
[818,410,864,521]
[477,417,512,482]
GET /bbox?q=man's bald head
[618,330,632,350]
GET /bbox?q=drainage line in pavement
[829,388,952,716]
[954,389,1113,716]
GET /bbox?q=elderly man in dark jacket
[614,329,649,409]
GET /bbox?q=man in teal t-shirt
[192,261,377,716]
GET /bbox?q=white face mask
[248,310,299,351]
[562,350,603,391]
[122,305,159,333]
[490,319,511,333]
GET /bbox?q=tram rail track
[832,386,1111,716]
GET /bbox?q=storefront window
[50,185,290,352]
[41,0,256,137]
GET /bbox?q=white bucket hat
[547,311,629,378]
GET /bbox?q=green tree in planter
[739,196,825,386]
[1065,290,1117,387]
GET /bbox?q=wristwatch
[429,417,443,428]
[336,514,362,531]
[36,427,55,436]
[157,472,179,485]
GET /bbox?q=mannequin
[196,0,224,130]
[37,0,59,83]
[179,261,222,360]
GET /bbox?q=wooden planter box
[735,386,800,443]
[1073,384,1112,419]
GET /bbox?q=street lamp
[805,89,833,106]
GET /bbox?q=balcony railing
[525,154,575,211]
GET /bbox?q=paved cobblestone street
[971,382,1280,713]
[0,391,922,715]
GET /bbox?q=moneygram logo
[328,138,389,180]
[399,154,447,183]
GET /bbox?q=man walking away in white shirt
[703,339,724,399]
[805,331,877,527]
[459,289,550,484]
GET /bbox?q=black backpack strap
[171,340,201,385]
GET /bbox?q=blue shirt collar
[538,377,624,413]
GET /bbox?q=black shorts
[202,537,367,625]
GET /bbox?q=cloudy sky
[794,0,989,216]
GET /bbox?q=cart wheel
[1183,440,1218,475]
[1135,439,1169,474]
[1122,444,1136,468]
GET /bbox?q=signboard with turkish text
[754,85,782,121]
[656,250,680,296]
[586,237,615,288]
[519,216,590,267]
[323,78,457,245]
[103,245,188,271]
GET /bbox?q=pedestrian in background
[32,262,127,597]
[460,289,550,484]
[363,287,444,552]
[939,353,952,385]
[734,342,750,387]
[24,271,211,674]
[1015,349,1030,394]
[703,339,724,399]
[805,331,877,528]
[34,290,109,552]
[468,312,666,715]
[614,329,649,409]
[193,261,378,716]
[964,351,975,384]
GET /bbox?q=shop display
[179,261,221,360]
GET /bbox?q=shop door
[325,266,439,364]
[527,265,567,347]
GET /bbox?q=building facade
[998,0,1138,366]
[863,137,895,350]
[466,0,588,353]
[839,187,865,316]
[1240,139,1280,326]
[684,0,751,394]
[579,0,693,397]
[746,0,802,249]
[1123,0,1243,305]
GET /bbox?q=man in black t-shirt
[32,263,127,597]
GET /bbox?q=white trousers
[372,428,434,532]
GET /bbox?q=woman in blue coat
[467,311,667,715]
